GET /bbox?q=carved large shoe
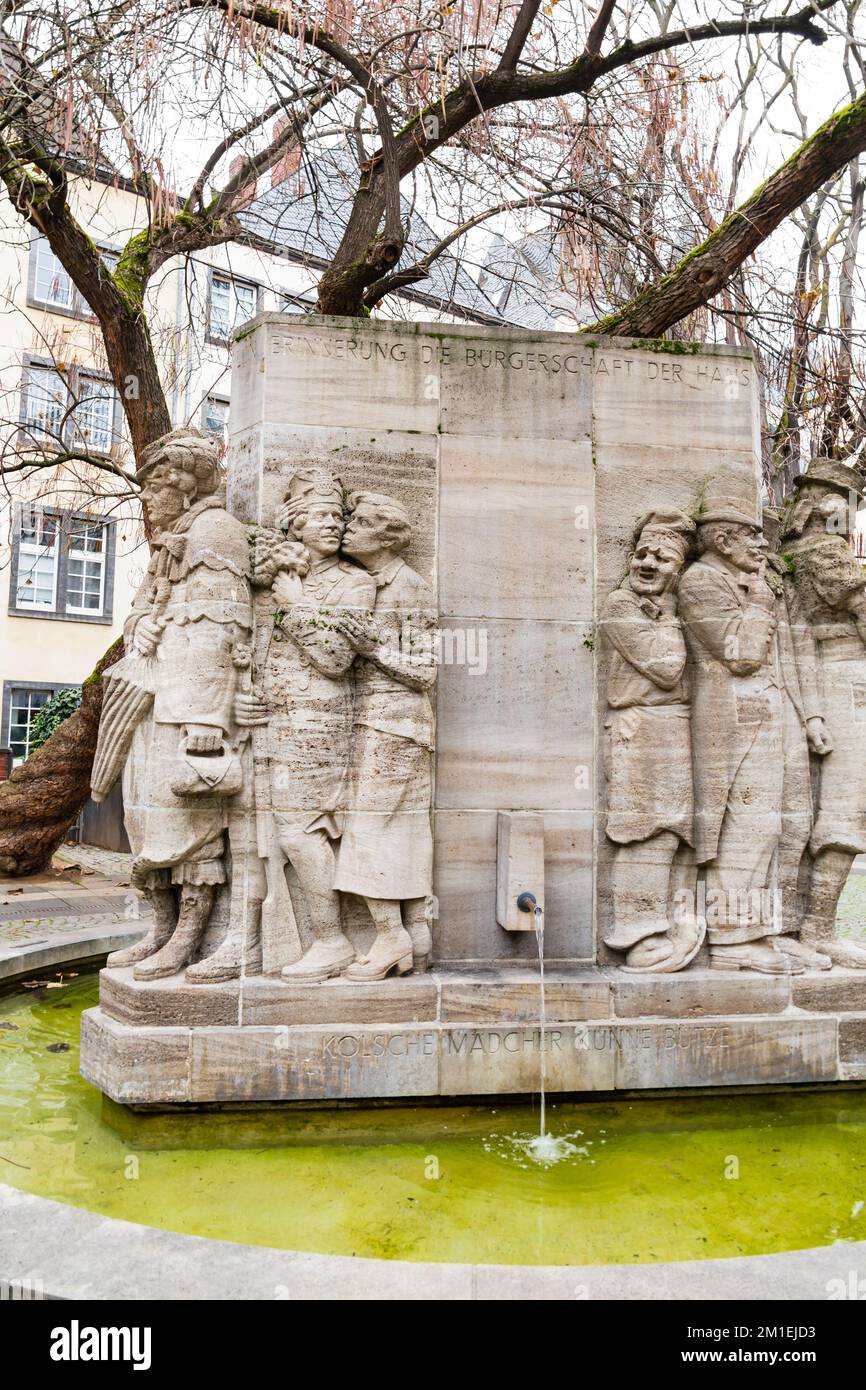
[621,917,706,975]
[343,929,414,982]
[776,936,832,971]
[281,937,356,983]
[185,935,244,984]
[709,941,804,975]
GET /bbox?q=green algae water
[3,970,866,1265]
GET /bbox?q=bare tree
[1,0,865,870]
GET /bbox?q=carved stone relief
[92,438,438,986]
[601,474,866,976]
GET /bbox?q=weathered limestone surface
[81,317,866,1107]
[82,1001,847,1105]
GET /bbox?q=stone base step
[80,1001,866,1107]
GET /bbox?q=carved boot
[802,933,866,969]
[404,900,433,972]
[801,848,866,967]
[709,940,804,975]
[186,931,244,984]
[107,888,176,968]
[775,936,832,971]
[343,928,414,982]
[134,885,215,981]
[281,935,356,983]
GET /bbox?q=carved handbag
[170,745,243,798]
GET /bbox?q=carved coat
[600,585,693,845]
[334,556,437,901]
[118,496,253,885]
[258,558,376,826]
[785,534,866,855]
[677,556,783,865]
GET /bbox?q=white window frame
[15,510,59,612]
[7,688,53,764]
[29,235,122,319]
[32,237,75,311]
[203,394,229,443]
[21,361,119,459]
[23,363,68,444]
[208,271,259,341]
[64,519,107,617]
[71,374,117,456]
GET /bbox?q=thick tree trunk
[582,92,866,340]
[0,638,124,875]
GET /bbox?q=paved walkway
[0,844,144,984]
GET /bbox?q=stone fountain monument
[80,316,866,1106]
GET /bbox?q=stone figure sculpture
[333,491,438,980]
[761,533,833,971]
[780,457,866,968]
[235,468,377,982]
[91,428,252,979]
[677,507,803,974]
[601,509,703,973]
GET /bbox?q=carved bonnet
[138,428,221,501]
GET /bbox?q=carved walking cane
[249,531,307,973]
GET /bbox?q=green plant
[28,688,82,756]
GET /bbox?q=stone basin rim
[0,1183,863,1301]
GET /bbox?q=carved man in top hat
[677,505,802,973]
[781,456,866,967]
[760,509,832,971]
[601,509,701,973]
[332,491,438,980]
[91,428,253,980]
[235,466,376,981]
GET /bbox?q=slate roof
[478,230,580,330]
[239,148,505,324]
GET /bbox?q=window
[23,364,67,443]
[29,235,121,318]
[8,688,53,763]
[279,292,314,315]
[65,520,106,614]
[203,395,229,442]
[15,511,58,610]
[9,507,115,623]
[209,272,258,340]
[72,376,115,454]
[2,683,80,765]
[21,362,120,457]
[33,239,74,310]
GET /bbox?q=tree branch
[581,89,866,339]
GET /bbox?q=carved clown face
[290,503,344,558]
[629,537,685,596]
[142,462,192,530]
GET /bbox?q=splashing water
[520,904,570,1164]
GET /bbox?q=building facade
[0,155,504,765]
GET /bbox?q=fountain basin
[4,969,866,1271]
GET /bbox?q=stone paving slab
[0,847,144,984]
